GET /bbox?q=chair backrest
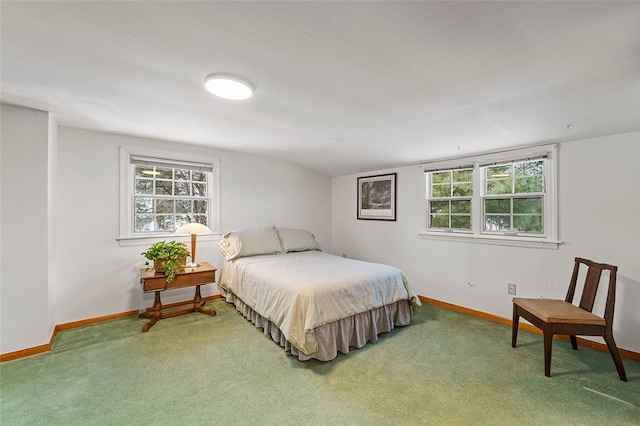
[565,257,618,323]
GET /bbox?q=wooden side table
[139,262,217,332]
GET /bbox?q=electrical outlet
[508,283,517,295]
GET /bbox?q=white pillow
[275,227,321,252]
[218,226,282,260]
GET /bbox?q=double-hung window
[483,159,544,235]
[428,167,473,231]
[422,145,558,248]
[119,147,220,243]
[131,156,211,233]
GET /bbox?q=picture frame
[357,173,397,221]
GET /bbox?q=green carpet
[1,300,638,425]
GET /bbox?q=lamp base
[185,262,200,269]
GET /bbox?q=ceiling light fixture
[203,74,254,100]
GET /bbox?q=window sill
[418,231,561,249]
[117,233,220,247]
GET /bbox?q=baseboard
[0,343,52,363]
[420,295,640,362]
[5,294,637,364]
[0,294,221,363]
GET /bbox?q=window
[119,147,220,242]
[422,145,558,248]
[483,159,544,234]
[428,168,473,231]
[132,157,210,233]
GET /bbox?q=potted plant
[141,240,191,284]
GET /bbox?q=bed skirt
[220,289,412,361]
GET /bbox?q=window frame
[481,158,546,236]
[118,146,221,246]
[420,145,559,249]
[426,167,474,232]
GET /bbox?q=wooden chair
[512,257,627,381]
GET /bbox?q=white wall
[0,110,331,354]
[332,132,640,353]
[54,126,331,326]
[1,104,54,353]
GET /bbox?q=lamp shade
[175,223,212,268]
[175,223,211,235]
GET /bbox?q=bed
[217,226,421,361]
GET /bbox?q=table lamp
[175,223,212,268]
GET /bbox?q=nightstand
[139,262,217,332]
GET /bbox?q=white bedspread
[219,251,421,355]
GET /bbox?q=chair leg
[604,333,628,382]
[543,330,553,377]
[512,307,520,348]
[570,335,578,350]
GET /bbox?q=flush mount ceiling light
[203,74,254,100]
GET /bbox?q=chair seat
[513,298,605,326]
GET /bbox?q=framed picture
[357,173,397,221]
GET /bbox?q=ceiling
[1,1,638,177]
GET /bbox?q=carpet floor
[1,299,638,425]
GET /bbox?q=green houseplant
[141,240,191,284]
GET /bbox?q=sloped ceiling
[1,1,638,176]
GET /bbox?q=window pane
[451,215,471,229]
[430,215,449,228]
[135,166,156,178]
[452,183,472,197]
[515,177,543,193]
[175,215,191,227]
[155,215,174,231]
[135,198,153,213]
[485,215,511,231]
[432,184,451,198]
[194,200,208,214]
[192,183,207,197]
[514,160,543,177]
[432,171,451,184]
[487,165,511,178]
[155,180,172,195]
[156,167,173,179]
[486,179,512,195]
[155,199,174,214]
[175,200,191,213]
[485,199,510,214]
[135,215,154,232]
[513,197,542,214]
[174,181,191,196]
[192,171,206,182]
[174,169,190,180]
[430,201,450,213]
[451,200,470,214]
[135,179,153,194]
[514,215,542,232]
[193,215,208,226]
[453,169,472,182]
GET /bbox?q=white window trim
[419,144,560,249]
[117,146,221,247]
